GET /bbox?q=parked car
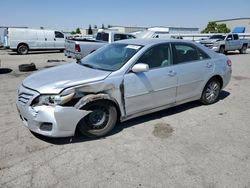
[16,39,232,138]
[7,28,65,54]
[64,31,136,59]
[200,34,249,54]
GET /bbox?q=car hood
[23,62,111,94]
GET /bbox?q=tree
[107,25,111,28]
[102,24,105,29]
[76,28,81,34]
[202,22,230,33]
[94,25,97,29]
[71,31,76,35]
[216,24,230,33]
[88,25,93,35]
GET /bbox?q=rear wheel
[240,45,247,54]
[17,44,29,55]
[200,78,221,105]
[77,101,117,138]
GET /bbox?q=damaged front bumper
[16,91,90,137]
[16,103,90,137]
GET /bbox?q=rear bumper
[64,50,82,59]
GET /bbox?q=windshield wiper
[82,63,95,69]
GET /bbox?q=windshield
[209,35,225,40]
[79,43,142,71]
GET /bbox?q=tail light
[75,44,81,52]
[227,59,232,67]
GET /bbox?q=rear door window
[172,43,209,64]
[233,34,239,40]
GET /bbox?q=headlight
[38,90,75,106]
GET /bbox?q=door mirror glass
[132,63,149,73]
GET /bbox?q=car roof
[116,38,219,59]
[116,38,194,46]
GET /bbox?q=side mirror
[131,63,149,73]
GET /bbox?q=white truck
[200,34,249,54]
[6,28,65,54]
[64,31,136,59]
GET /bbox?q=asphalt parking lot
[0,49,250,188]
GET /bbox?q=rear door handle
[168,70,176,77]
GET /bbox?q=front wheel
[200,79,221,105]
[77,101,117,138]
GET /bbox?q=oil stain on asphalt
[153,123,174,139]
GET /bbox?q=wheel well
[243,43,248,47]
[74,99,121,135]
[209,75,223,88]
[17,43,29,50]
[80,99,121,122]
[220,45,225,48]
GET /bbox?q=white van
[7,28,65,54]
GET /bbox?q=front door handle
[168,70,176,77]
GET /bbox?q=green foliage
[76,28,81,34]
[88,25,93,35]
[202,22,230,33]
[71,31,76,35]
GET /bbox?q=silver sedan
[16,39,232,138]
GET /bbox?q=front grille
[17,85,39,106]
[18,92,34,105]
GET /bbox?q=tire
[17,44,29,55]
[200,78,221,105]
[219,46,225,54]
[240,45,247,54]
[19,63,36,72]
[77,101,117,138]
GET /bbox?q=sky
[0,0,249,31]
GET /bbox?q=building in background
[80,28,99,36]
[213,18,250,33]
[108,26,147,33]
[108,26,199,34]
[148,26,199,34]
